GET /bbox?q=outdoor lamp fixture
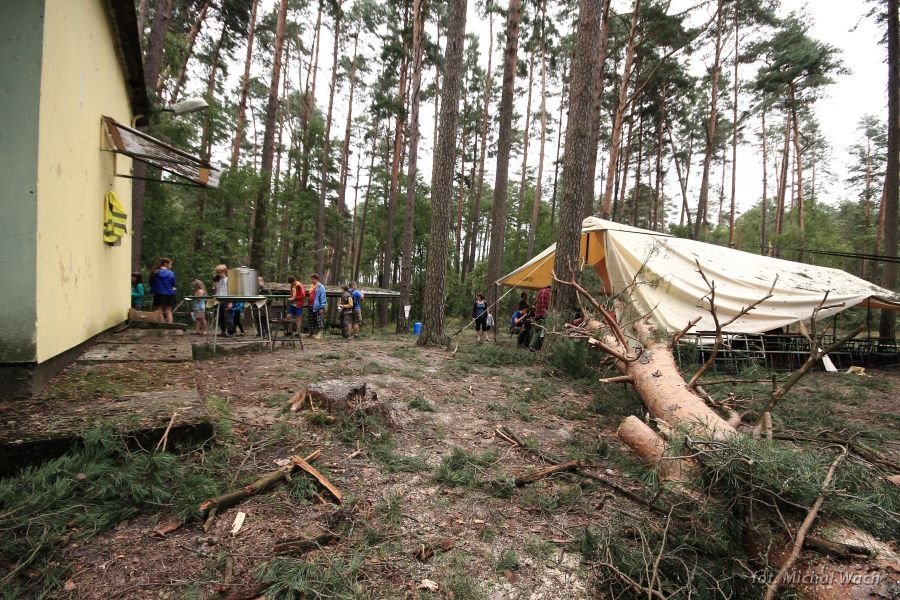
[162,97,209,116]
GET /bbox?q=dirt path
[54,334,900,599]
[62,334,647,599]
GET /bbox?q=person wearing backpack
[349,281,364,338]
[339,284,355,339]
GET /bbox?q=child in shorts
[191,279,208,335]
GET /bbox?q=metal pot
[227,266,258,296]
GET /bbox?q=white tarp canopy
[498,217,900,334]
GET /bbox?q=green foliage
[0,429,225,592]
[336,410,427,474]
[375,492,404,525]
[433,447,498,488]
[407,394,435,412]
[494,549,520,572]
[254,555,367,600]
[441,555,484,600]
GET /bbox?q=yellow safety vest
[103,191,127,245]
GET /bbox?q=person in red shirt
[286,276,306,336]
[531,285,551,349]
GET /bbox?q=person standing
[191,279,209,335]
[309,273,327,339]
[339,284,354,339]
[213,264,234,336]
[149,258,176,323]
[349,281,364,338]
[531,284,551,350]
[131,272,145,309]
[472,293,488,342]
[286,276,306,337]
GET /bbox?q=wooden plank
[290,455,343,504]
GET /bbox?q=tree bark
[728,17,739,247]
[398,0,425,333]
[131,0,175,271]
[550,58,567,226]
[418,0,468,347]
[248,0,289,271]
[332,32,360,284]
[790,84,805,258]
[528,0,550,258]
[486,0,522,316]
[693,0,725,239]
[380,20,410,324]
[353,128,380,283]
[760,106,769,254]
[230,0,260,171]
[467,7,495,280]
[600,0,641,219]
[551,0,600,313]
[515,53,535,255]
[316,8,343,279]
[880,0,899,339]
[169,0,210,104]
[586,0,612,218]
[774,112,791,256]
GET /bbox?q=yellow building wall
[34,0,134,363]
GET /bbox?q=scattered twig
[763,445,848,600]
[514,461,581,486]
[155,412,179,453]
[273,532,339,555]
[290,455,343,504]
[669,317,702,350]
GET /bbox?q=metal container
[227,266,258,296]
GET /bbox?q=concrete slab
[78,341,193,363]
[0,388,213,475]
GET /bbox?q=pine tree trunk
[614,111,635,223]
[760,106,769,255]
[193,20,226,255]
[693,0,725,239]
[418,0,468,346]
[230,0,260,172]
[249,0,289,271]
[169,0,210,104]
[131,0,175,270]
[667,121,693,232]
[599,0,641,219]
[300,1,323,193]
[317,9,343,279]
[515,54,535,253]
[789,86,804,260]
[332,33,360,284]
[550,58,567,226]
[774,113,791,256]
[585,0,612,218]
[467,8,494,279]
[486,0,522,316]
[653,94,665,231]
[728,18,739,247]
[879,0,899,339]
[353,129,380,283]
[631,114,644,227]
[551,0,600,313]
[398,0,425,333]
[380,28,410,325]
[528,0,550,258]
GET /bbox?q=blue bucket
[413,322,422,336]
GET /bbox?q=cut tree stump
[306,380,393,426]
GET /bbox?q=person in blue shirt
[149,257,176,323]
[349,281,364,338]
[309,273,327,339]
